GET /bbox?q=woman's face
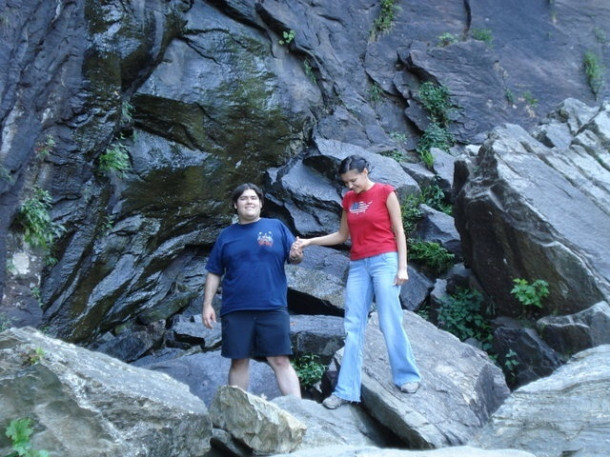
[234,189,262,223]
[340,168,370,194]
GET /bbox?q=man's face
[234,189,262,223]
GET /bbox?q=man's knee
[267,355,291,369]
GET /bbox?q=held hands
[289,237,306,263]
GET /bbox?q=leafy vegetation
[291,354,325,388]
[416,123,454,167]
[371,0,399,39]
[510,278,549,309]
[99,139,130,177]
[279,30,295,46]
[583,51,605,97]
[3,418,50,457]
[34,135,55,158]
[416,82,456,168]
[522,90,538,107]
[437,288,494,351]
[16,188,65,250]
[418,82,452,125]
[438,32,458,47]
[401,183,452,233]
[408,239,455,276]
[471,28,493,47]
[368,82,383,102]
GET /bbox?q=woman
[297,155,421,409]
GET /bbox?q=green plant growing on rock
[418,82,453,125]
[416,82,456,168]
[291,354,325,388]
[408,239,455,276]
[368,82,383,102]
[371,0,399,39]
[279,30,295,46]
[303,59,316,83]
[510,278,549,309]
[4,417,50,457]
[437,288,493,351]
[583,51,605,98]
[401,183,452,234]
[17,188,66,250]
[416,123,454,168]
[99,139,130,177]
[421,182,452,215]
[471,28,493,47]
[438,32,458,47]
[401,193,424,234]
[23,347,45,365]
[34,135,55,158]
[522,90,538,107]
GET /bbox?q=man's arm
[202,272,221,329]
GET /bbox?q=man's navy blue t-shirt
[205,218,295,316]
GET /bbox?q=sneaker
[400,381,420,394]
[322,394,350,409]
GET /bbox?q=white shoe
[322,394,350,409]
[400,382,420,394]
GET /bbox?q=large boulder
[0,327,211,457]
[334,311,510,448]
[536,300,610,357]
[209,385,306,455]
[454,100,610,316]
[471,345,610,457]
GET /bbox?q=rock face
[0,327,212,457]
[471,345,610,457]
[2,0,610,348]
[454,100,610,317]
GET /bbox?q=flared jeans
[333,252,421,402]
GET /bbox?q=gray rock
[0,327,211,457]
[142,349,283,405]
[471,345,610,457]
[209,385,306,455]
[271,396,392,449]
[537,301,610,357]
[341,312,510,448]
[269,444,536,457]
[492,318,562,388]
[288,314,345,360]
[454,106,610,316]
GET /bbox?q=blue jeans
[333,252,421,402]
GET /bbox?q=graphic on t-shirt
[349,201,372,215]
[257,231,274,246]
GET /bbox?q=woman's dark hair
[338,155,371,175]
[231,183,264,209]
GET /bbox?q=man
[202,183,303,397]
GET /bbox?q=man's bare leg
[267,355,302,398]
[229,358,250,390]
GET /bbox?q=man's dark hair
[231,183,264,209]
[338,155,371,175]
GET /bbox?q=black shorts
[221,308,293,359]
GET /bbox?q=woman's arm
[298,210,350,248]
[386,191,409,285]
